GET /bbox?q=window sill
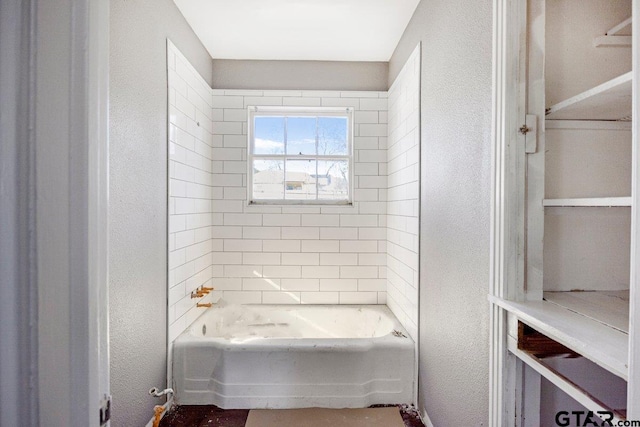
[247,200,354,207]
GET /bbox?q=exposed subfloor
[159,404,426,427]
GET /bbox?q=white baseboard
[421,407,435,427]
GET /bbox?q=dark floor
[159,404,425,427]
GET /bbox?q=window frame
[247,106,354,205]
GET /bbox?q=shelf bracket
[594,17,632,47]
[522,114,538,154]
[594,35,632,48]
[606,17,632,36]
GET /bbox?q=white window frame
[247,106,354,205]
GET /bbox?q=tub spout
[191,288,209,298]
[197,303,212,308]
[191,286,215,298]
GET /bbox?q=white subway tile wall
[210,89,389,307]
[167,42,419,345]
[168,42,219,343]
[385,45,421,340]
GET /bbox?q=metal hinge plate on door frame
[520,114,538,154]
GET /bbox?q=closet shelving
[497,8,634,419]
[529,68,633,382]
[490,1,639,422]
[503,104,632,378]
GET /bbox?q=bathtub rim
[173,303,414,349]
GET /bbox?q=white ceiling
[173,0,420,62]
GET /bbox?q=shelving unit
[490,0,639,423]
[536,69,633,384]
[530,25,632,382]
[494,2,635,421]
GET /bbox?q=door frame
[628,0,640,418]
[38,0,111,424]
[0,1,39,424]
[0,0,110,425]
[489,0,532,424]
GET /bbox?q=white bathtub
[172,302,414,409]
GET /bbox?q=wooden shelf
[594,35,632,47]
[543,197,632,207]
[509,342,626,422]
[545,120,632,130]
[545,72,632,121]
[490,295,629,379]
[544,290,629,333]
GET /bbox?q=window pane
[252,159,284,200]
[286,117,316,155]
[285,160,317,200]
[317,160,349,200]
[318,117,348,155]
[254,117,285,155]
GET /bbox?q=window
[248,106,353,204]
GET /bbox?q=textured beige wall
[544,126,632,292]
[389,0,493,424]
[545,0,631,106]
[109,1,212,425]
[212,59,388,91]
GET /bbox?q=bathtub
[172,302,414,409]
